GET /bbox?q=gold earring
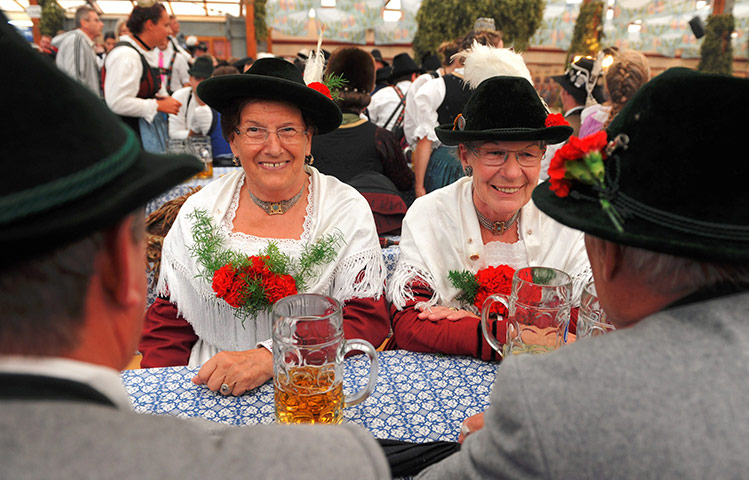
[232,156,240,166]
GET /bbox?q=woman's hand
[417,305,479,322]
[458,412,485,444]
[191,347,273,396]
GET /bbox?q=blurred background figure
[168,55,214,140]
[37,33,57,61]
[551,56,606,137]
[311,47,415,236]
[367,52,420,133]
[580,48,650,137]
[103,31,117,53]
[53,5,103,95]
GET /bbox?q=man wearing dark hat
[367,52,421,132]
[168,54,215,139]
[0,12,390,479]
[417,68,749,478]
[551,56,605,136]
[371,48,389,70]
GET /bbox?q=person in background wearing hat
[371,48,389,70]
[387,72,590,361]
[373,65,392,94]
[168,54,214,140]
[367,52,421,132]
[417,67,749,479]
[54,5,103,95]
[311,47,415,233]
[408,31,503,197]
[139,57,391,395]
[580,48,649,137]
[0,14,390,479]
[551,56,606,137]
[103,1,181,152]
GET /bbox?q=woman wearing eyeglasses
[139,58,390,395]
[387,75,592,360]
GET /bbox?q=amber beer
[274,365,344,424]
[195,159,213,179]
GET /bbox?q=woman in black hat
[139,57,391,395]
[386,75,591,360]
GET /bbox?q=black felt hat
[188,55,214,78]
[326,47,375,93]
[552,56,605,105]
[533,67,749,262]
[197,57,342,134]
[0,12,202,268]
[376,66,392,84]
[389,53,420,80]
[371,49,389,66]
[435,76,573,145]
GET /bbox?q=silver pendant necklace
[248,184,305,215]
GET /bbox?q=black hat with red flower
[533,67,749,262]
[434,75,573,145]
[197,57,342,134]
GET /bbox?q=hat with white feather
[435,43,572,145]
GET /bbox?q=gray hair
[621,244,749,295]
[75,5,96,29]
[0,211,144,356]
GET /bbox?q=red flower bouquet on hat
[548,131,624,231]
[448,265,516,315]
[190,209,343,323]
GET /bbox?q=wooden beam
[244,0,257,58]
[29,0,40,44]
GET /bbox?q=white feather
[460,43,533,89]
[303,27,326,85]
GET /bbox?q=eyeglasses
[466,143,545,167]
[233,126,309,145]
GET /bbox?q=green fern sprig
[324,73,348,102]
[448,269,479,305]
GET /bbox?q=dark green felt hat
[197,57,342,134]
[532,67,749,262]
[0,13,203,268]
[435,75,573,145]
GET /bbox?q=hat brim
[2,147,202,265]
[198,74,342,134]
[435,123,573,145]
[551,74,578,96]
[532,180,749,262]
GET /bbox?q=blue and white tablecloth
[122,351,500,443]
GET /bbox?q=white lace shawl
[386,177,592,311]
[157,166,385,353]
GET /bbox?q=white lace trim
[480,239,528,271]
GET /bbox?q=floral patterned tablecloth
[122,350,500,443]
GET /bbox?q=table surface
[122,351,499,443]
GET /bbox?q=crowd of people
[7,2,749,478]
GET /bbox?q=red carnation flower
[545,113,569,128]
[212,264,237,299]
[262,273,297,304]
[246,255,271,278]
[473,265,514,316]
[307,82,332,100]
[223,284,245,308]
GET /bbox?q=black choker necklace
[474,204,520,235]
[131,33,152,50]
[248,185,305,215]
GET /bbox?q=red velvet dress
[140,295,391,368]
[388,282,578,362]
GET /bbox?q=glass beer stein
[481,266,572,357]
[272,294,378,424]
[577,281,616,338]
[188,135,213,179]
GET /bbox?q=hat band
[575,153,749,241]
[613,192,749,241]
[0,128,141,225]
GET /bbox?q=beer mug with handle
[481,266,572,357]
[272,294,378,424]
